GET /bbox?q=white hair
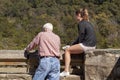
[43,23,53,31]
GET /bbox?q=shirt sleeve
[71,37,79,45]
[26,33,40,51]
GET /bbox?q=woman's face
[76,13,82,22]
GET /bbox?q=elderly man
[25,23,61,80]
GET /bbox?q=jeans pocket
[38,59,48,72]
[53,60,60,73]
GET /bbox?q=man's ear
[42,28,45,31]
[44,28,47,31]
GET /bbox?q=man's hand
[24,50,29,59]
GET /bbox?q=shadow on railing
[107,57,120,80]
[60,52,86,80]
[24,50,86,80]
[24,50,39,77]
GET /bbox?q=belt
[40,56,59,59]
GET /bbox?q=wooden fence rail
[0,50,84,79]
[0,50,27,74]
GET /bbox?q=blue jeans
[33,57,60,80]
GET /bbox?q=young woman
[60,9,97,77]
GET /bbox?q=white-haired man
[25,23,61,80]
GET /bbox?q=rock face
[85,49,120,80]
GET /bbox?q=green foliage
[0,0,120,49]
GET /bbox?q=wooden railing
[0,49,120,80]
[0,50,27,74]
[0,50,84,80]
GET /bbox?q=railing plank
[0,62,27,66]
[0,67,27,73]
[0,50,25,59]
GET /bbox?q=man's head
[43,23,53,31]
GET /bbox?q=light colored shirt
[26,31,61,57]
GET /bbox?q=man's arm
[25,33,40,51]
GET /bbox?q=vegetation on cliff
[0,0,120,49]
